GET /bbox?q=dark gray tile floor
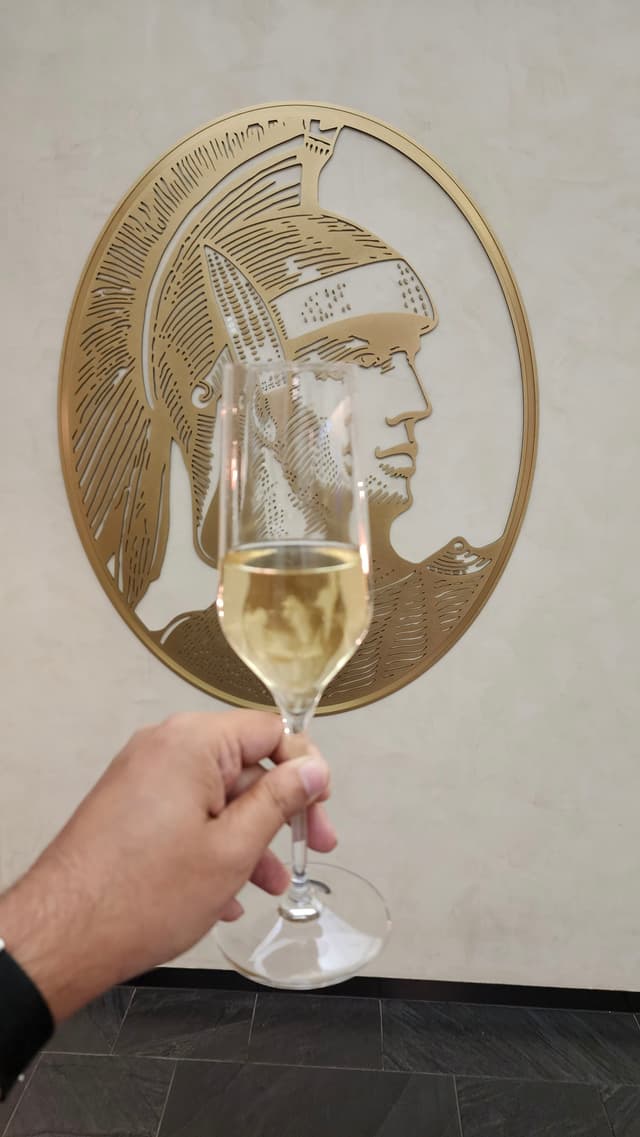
[249,993,382,1069]
[5,1054,174,1137]
[457,1077,612,1136]
[159,1062,461,1137]
[0,1069,34,1136]
[45,988,133,1055]
[5,987,640,1136]
[113,988,255,1061]
[602,1085,640,1136]
[382,999,640,1084]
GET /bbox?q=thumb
[213,755,330,878]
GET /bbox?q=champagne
[219,541,370,710]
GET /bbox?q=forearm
[0,855,113,1025]
[0,852,127,1096]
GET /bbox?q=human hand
[0,711,332,1021]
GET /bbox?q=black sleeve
[0,942,54,1098]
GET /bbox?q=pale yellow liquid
[219,542,370,710]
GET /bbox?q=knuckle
[160,711,193,738]
[207,767,227,817]
[215,727,243,788]
[128,725,153,749]
[117,725,154,767]
[260,773,290,824]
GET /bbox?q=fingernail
[297,756,328,799]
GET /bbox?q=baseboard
[125,967,640,1013]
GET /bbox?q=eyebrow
[291,333,369,361]
[288,312,432,366]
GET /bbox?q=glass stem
[291,809,309,891]
[280,710,320,922]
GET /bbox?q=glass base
[215,864,391,990]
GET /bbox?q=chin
[368,481,411,515]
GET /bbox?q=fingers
[226,766,263,799]
[307,802,337,852]
[250,849,290,895]
[160,709,283,776]
[212,710,285,768]
[227,766,336,852]
[218,898,244,922]
[272,731,313,762]
[210,755,330,885]
[272,731,322,770]
[158,712,330,825]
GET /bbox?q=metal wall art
[59,103,537,712]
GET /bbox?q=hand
[0,711,332,1021]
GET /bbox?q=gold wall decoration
[59,103,537,713]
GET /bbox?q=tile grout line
[597,1088,617,1137]
[24,1051,399,1073]
[18,1046,640,1087]
[452,1077,465,1137]
[379,999,385,1070]
[344,1065,640,1088]
[1,1051,42,1137]
[40,1050,179,1062]
[246,993,258,1058]
[248,1059,450,1075]
[154,1062,177,1137]
[23,1047,640,1086]
[110,986,137,1055]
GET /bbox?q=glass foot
[215,863,391,989]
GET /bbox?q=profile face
[190,251,437,560]
[275,258,437,516]
[304,310,434,511]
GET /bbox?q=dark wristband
[0,941,54,1097]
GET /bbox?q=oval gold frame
[59,102,538,713]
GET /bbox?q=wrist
[0,857,103,1023]
[0,935,54,1095]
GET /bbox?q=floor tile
[113,987,254,1060]
[160,1061,461,1137]
[0,1064,36,1137]
[602,1085,640,1135]
[250,994,382,1069]
[383,1000,640,1083]
[45,987,132,1054]
[6,1054,174,1137]
[457,1077,612,1137]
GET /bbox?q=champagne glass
[215,360,390,988]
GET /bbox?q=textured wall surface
[1,0,638,986]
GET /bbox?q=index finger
[271,729,320,765]
[157,709,285,790]
[213,709,285,767]
[269,731,329,802]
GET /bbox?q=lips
[378,459,415,479]
[375,443,416,478]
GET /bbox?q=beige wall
[1,0,639,988]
